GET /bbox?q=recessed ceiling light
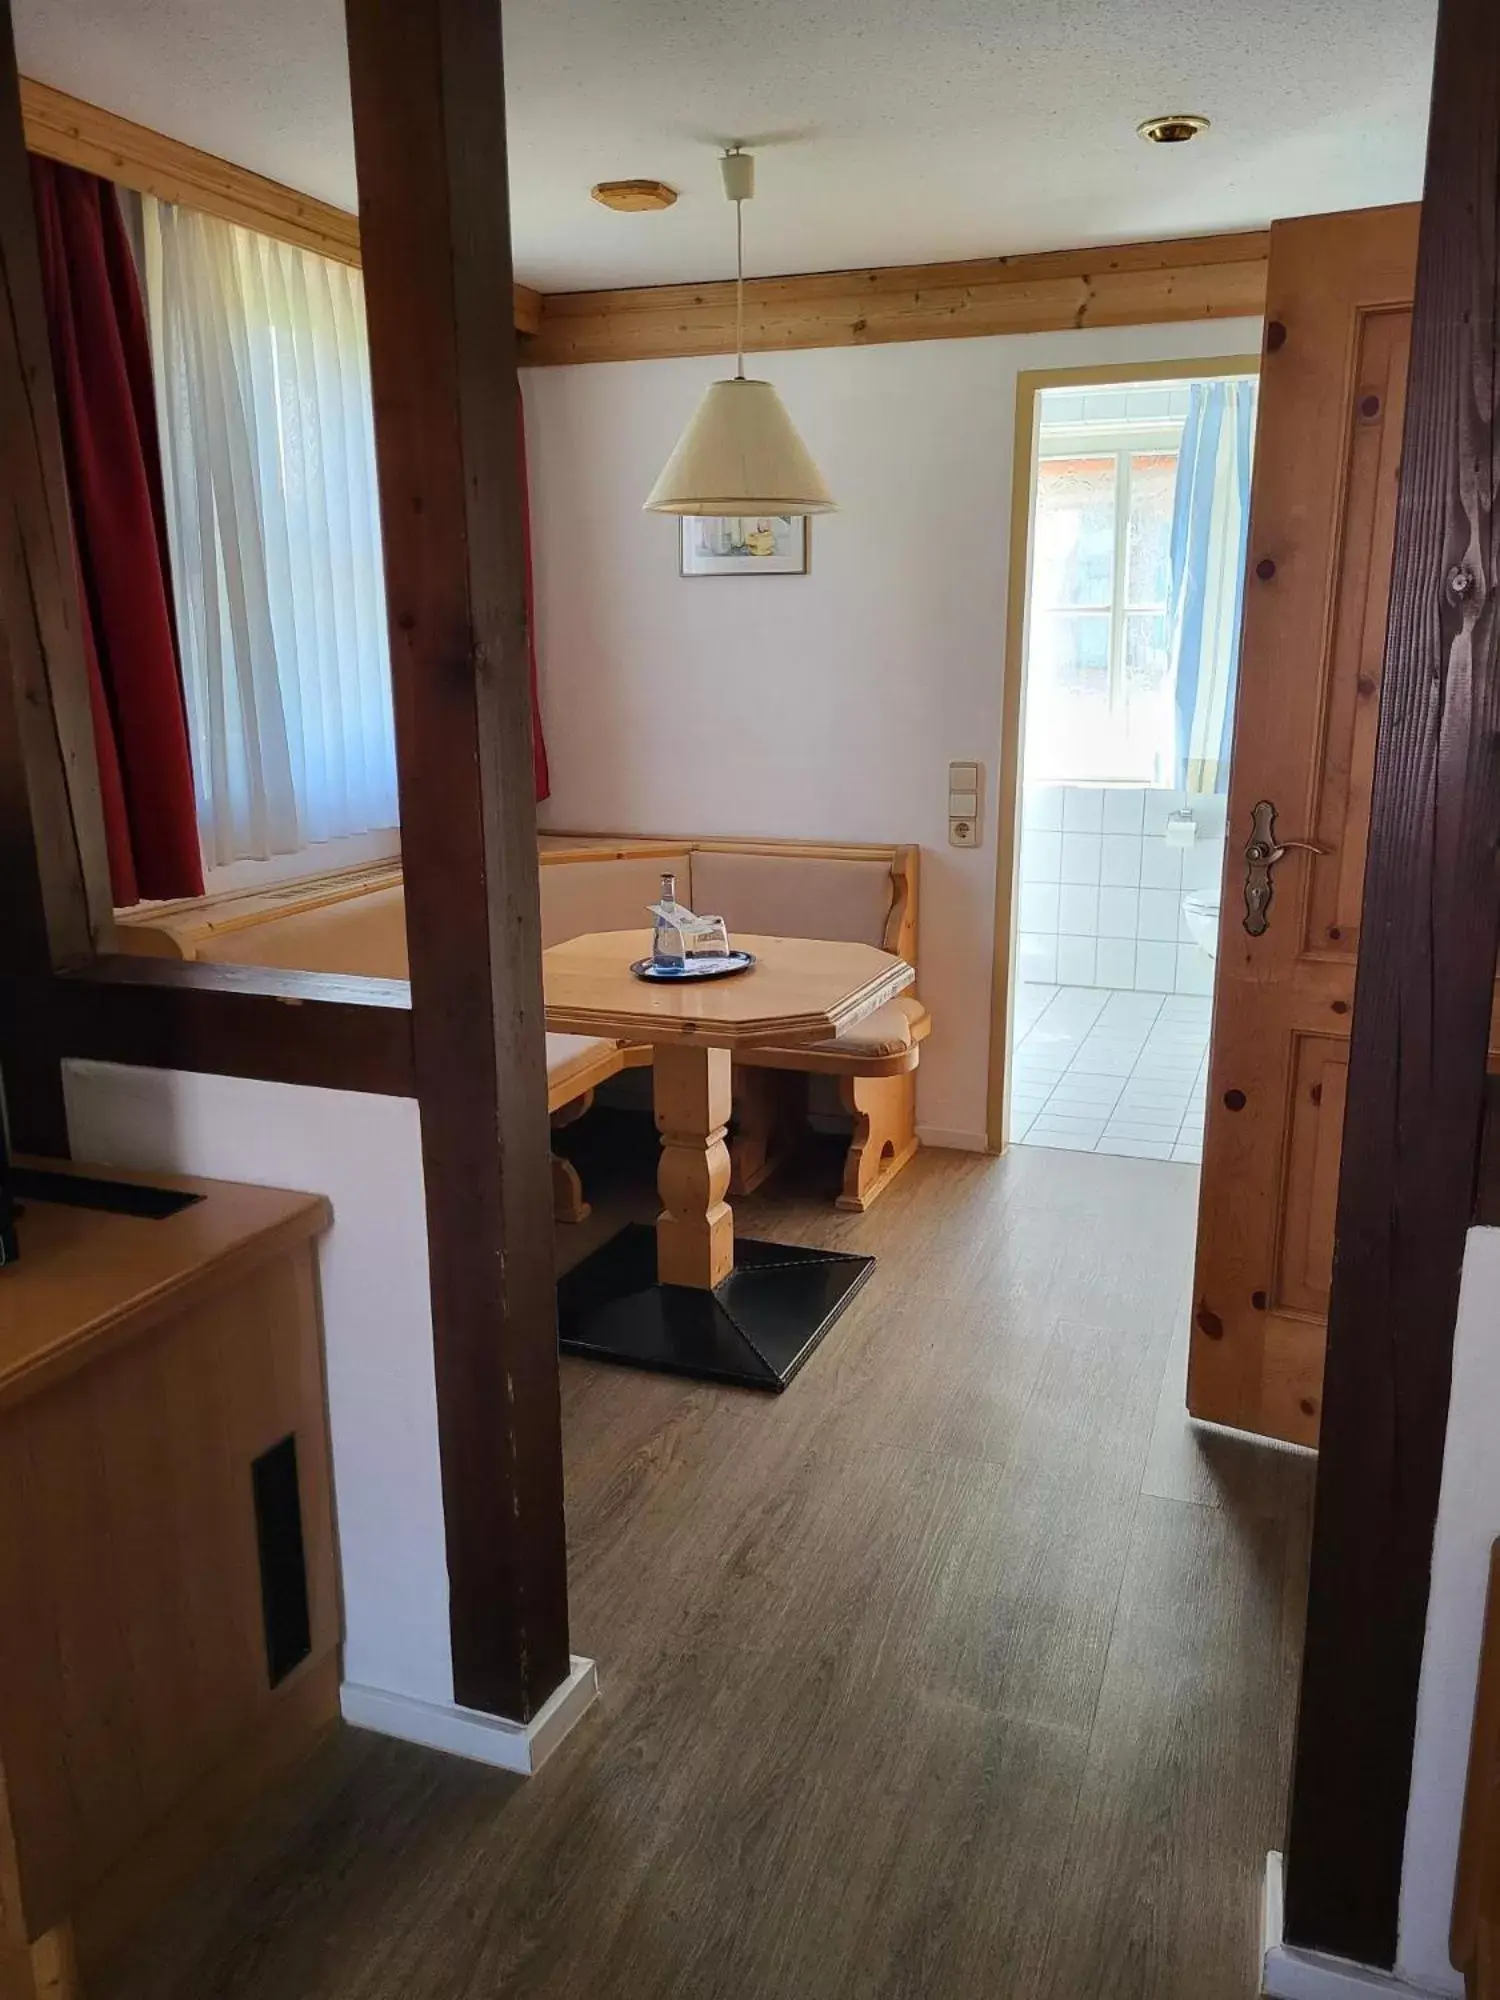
[1137,113,1210,145]
[591,179,678,212]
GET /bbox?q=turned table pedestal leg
[653,1043,734,1290]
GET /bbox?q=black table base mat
[557,1224,873,1391]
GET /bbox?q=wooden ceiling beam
[524,229,1270,367]
[18,77,542,335]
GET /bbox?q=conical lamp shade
[643,376,835,515]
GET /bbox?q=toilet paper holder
[1165,810,1198,849]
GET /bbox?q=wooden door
[1188,205,1420,1448]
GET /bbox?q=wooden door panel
[1304,307,1412,960]
[1188,205,1420,1447]
[1277,1036,1348,1318]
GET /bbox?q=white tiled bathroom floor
[1009,984,1209,1163]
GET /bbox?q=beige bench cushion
[689,851,894,950]
[814,994,929,1057]
[539,852,692,949]
[546,1032,626,1109]
[738,995,930,1074]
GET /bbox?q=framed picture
[679,514,809,577]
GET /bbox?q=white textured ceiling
[15,0,1436,293]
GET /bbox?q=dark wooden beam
[343,0,570,1719]
[54,958,417,1096]
[1283,0,1500,1964]
[0,0,114,1151]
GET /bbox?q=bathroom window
[1025,423,1182,786]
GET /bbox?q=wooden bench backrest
[113,837,920,978]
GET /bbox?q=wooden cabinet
[0,1164,337,1999]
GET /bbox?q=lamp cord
[735,193,745,379]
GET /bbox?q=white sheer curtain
[140,198,397,865]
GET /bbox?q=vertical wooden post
[0,0,113,1153]
[1282,0,1500,1964]
[343,0,570,1720]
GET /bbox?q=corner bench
[114,834,929,1217]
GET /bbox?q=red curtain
[30,159,203,906]
[516,395,550,803]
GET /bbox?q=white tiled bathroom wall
[1016,784,1227,995]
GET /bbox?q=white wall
[1397,1226,1500,1995]
[62,1060,454,1709]
[522,317,1262,1148]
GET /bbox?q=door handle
[1243,798,1332,937]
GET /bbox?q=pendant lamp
[644,150,835,516]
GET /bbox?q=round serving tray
[630,950,757,983]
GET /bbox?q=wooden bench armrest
[546,1038,635,1115]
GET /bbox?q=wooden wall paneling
[1282,0,1500,1965]
[18,77,542,334]
[0,9,115,1155]
[343,0,571,1720]
[525,229,1270,366]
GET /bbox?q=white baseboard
[915,1125,991,1153]
[341,1655,598,1776]
[1261,1854,1456,1999]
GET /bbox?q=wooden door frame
[985,352,1261,1154]
[1279,0,1500,1964]
[0,0,571,1726]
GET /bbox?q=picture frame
[679,514,810,577]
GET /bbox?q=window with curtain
[140,198,398,865]
[1023,376,1258,795]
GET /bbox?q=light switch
[948,760,983,847]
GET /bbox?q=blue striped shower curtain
[1169,379,1257,794]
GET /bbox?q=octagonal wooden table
[544,929,914,1390]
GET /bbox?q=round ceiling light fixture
[591,179,678,212]
[1137,113,1210,145]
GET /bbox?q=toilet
[1182,889,1219,960]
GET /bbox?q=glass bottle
[652,872,687,966]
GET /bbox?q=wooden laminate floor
[108,1123,1313,2000]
